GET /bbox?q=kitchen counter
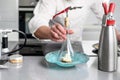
[0,40,120,80]
[0,57,120,80]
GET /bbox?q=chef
[29,0,120,42]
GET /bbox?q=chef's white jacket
[29,0,110,41]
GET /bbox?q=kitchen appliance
[19,0,39,39]
[19,10,34,39]
[19,0,45,56]
[19,0,39,8]
[19,10,44,56]
[98,2,117,72]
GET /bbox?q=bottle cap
[106,20,115,26]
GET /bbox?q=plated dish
[92,43,120,52]
[92,43,99,49]
[45,51,89,67]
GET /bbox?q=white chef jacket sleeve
[29,0,57,36]
[90,0,110,21]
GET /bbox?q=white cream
[61,53,72,63]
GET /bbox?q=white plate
[92,43,99,49]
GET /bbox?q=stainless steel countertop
[0,40,120,80]
[0,56,120,80]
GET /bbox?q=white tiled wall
[82,25,101,40]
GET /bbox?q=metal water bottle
[98,2,118,72]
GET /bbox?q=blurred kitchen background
[0,0,120,55]
[0,0,120,41]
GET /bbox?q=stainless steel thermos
[98,2,118,72]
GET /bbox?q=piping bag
[45,6,89,67]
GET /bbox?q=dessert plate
[92,43,99,49]
[92,43,120,52]
[45,51,89,67]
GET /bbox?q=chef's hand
[116,29,120,42]
[50,23,74,42]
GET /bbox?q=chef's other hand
[116,30,120,42]
[50,23,74,42]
